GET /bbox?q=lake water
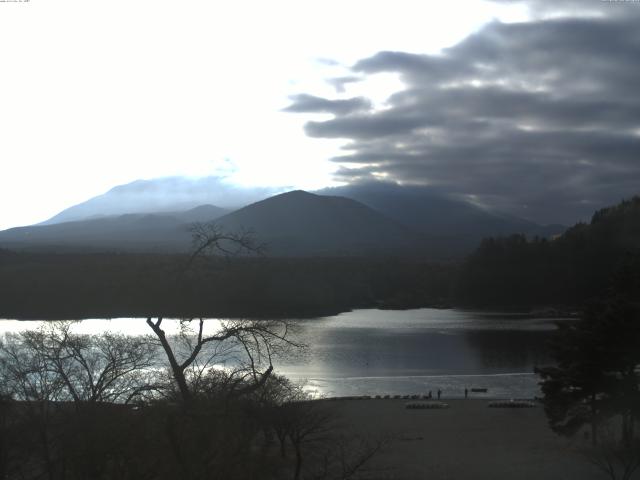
[0,308,561,399]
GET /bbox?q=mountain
[2,175,567,257]
[0,191,423,256]
[0,205,228,253]
[317,182,566,256]
[214,190,422,256]
[42,176,282,225]
[0,213,189,252]
[171,204,228,224]
[35,176,565,257]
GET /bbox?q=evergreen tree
[536,257,640,446]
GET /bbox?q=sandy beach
[330,398,602,480]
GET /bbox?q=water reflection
[0,309,559,398]
[279,308,557,397]
[462,330,552,371]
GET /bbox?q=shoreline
[320,393,539,402]
[2,305,581,322]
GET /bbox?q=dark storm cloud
[283,94,371,115]
[290,12,640,224]
[306,113,429,138]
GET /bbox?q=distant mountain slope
[2,177,567,258]
[36,176,565,258]
[170,204,228,224]
[215,190,422,256]
[0,191,423,256]
[0,204,230,252]
[317,182,565,256]
[0,213,191,252]
[42,176,280,225]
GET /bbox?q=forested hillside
[455,197,640,308]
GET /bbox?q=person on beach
[437,389,442,400]
[428,390,432,399]
[464,388,468,399]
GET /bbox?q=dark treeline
[0,250,456,320]
[455,197,640,308]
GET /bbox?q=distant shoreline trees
[456,196,640,308]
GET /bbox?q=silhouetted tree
[186,221,264,271]
[457,197,640,308]
[10,322,160,404]
[582,425,640,480]
[0,395,14,480]
[147,222,301,406]
[0,323,164,480]
[536,260,640,448]
[146,317,298,405]
[535,314,611,445]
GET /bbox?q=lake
[0,308,561,399]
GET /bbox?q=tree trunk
[146,318,192,404]
[622,411,633,448]
[293,439,302,480]
[165,413,192,480]
[591,394,598,446]
[277,431,287,458]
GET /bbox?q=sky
[1,0,638,229]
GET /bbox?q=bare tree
[186,221,265,271]
[0,324,167,480]
[583,424,640,480]
[148,222,298,405]
[285,399,335,480]
[0,330,66,403]
[0,394,17,480]
[9,322,161,405]
[267,389,385,480]
[312,434,387,480]
[146,317,298,404]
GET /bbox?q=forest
[455,196,640,308]
[0,250,455,320]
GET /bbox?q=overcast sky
[1,0,638,229]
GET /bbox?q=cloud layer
[286,5,640,224]
[283,94,371,115]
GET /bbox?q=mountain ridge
[2,178,567,258]
[317,182,565,256]
[213,190,423,256]
[41,176,281,225]
[0,190,424,256]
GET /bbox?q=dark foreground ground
[332,399,602,480]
